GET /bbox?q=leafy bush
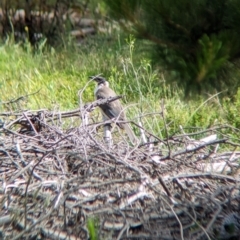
[103,0,240,95]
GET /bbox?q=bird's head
[90,76,107,85]
[90,76,109,88]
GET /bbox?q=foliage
[0,34,239,139]
[0,36,117,110]
[103,0,240,95]
[223,88,240,129]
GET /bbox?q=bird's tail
[123,123,138,145]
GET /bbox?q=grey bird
[90,76,137,144]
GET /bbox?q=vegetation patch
[0,92,239,239]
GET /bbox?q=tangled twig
[0,97,240,239]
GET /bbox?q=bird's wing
[95,85,137,143]
[96,88,125,126]
[101,100,124,119]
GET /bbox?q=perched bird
[90,76,137,144]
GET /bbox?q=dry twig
[0,98,239,239]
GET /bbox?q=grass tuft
[0,35,239,139]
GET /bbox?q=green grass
[87,217,99,240]
[0,34,239,139]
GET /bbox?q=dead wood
[0,98,240,240]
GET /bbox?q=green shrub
[103,0,240,95]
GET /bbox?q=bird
[90,75,137,144]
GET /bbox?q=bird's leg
[82,111,89,126]
[103,123,113,148]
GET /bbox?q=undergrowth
[0,34,239,139]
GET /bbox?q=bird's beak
[89,76,98,82]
